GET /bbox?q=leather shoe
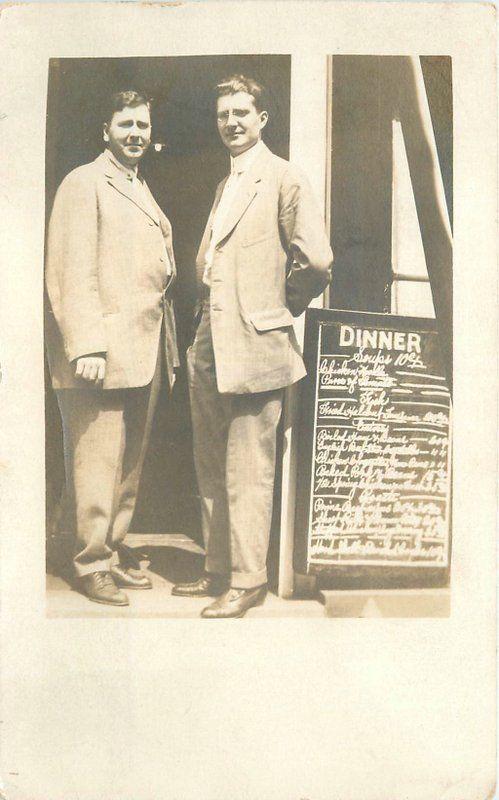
[80,571,129,606]
[110,564,152,590]
[201,585,267,618]
[171,574,227,597]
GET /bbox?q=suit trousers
[187,303,283,589]
[56,341,163,577]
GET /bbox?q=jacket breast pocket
[249,307,295,331]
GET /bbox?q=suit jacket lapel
[141,180,176,273]
[96,152,176,282]
[213,144,271,245]
[207,177,228,235]
[196,177,228,267]
[214,177,259,246]
[98,152,160,225]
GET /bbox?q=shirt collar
[104,148,138,181]
[230,139,264,176]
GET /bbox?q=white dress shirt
[203,139,264,287]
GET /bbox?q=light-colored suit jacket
[195,143,333,394]
[46,151,179,390]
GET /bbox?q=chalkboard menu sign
[294,309,452,584]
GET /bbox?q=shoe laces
[224,588,246,601]
[94,571,116,590]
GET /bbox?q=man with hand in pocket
[172,75,333,617]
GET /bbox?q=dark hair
[103,90,151,125]
[215,74,266,112]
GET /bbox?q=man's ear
[259,110,269,131]
[103,123,110,143]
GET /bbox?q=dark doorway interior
[330,55,452,313]
[45,55,291,543]
[329,55,452,385]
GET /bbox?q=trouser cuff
[231,567,268,589]
[73,558,111,577]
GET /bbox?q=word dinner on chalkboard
[294,309,452,575]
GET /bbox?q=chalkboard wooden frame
[294,308,451,590]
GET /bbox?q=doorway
[45,55,291,556]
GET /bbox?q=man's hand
[74,354,106,384]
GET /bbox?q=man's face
[103,104,152,168]
[216,91,268,156]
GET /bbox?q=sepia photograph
[44,54,453,619]
[0,3,495,799]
